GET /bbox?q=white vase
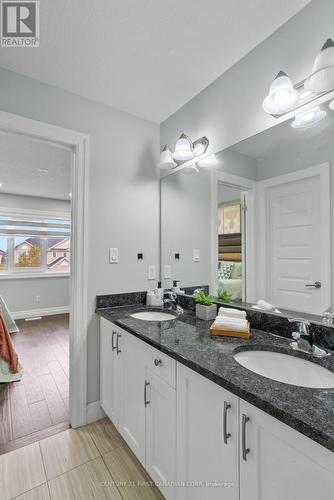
[196,303,217,320]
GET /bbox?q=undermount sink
[131,311,176,321]
[234,350,334,388]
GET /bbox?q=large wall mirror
[161,99,334,320]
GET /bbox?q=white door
[119,330,147,466]
[100,318,121,425]
[240,399,334,500]
[263,166,330,314]
[176,363,239,500]
[146,370,176,500]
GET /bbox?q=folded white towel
[213,316,248,331]
[252,300,281,314]
[218,307,247,320]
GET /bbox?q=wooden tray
[210,322,250,339]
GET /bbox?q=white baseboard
[12,306,70,320]
[86,401,106,424]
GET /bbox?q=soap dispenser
[172,280,185,294]
[155,281,164,306]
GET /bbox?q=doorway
[0,111,89,453]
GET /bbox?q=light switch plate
[148,265,156,280]
[164,264,171,279]
[109,248,118,264]
[193,249,200,262]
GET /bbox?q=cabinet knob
[154,358,163,367]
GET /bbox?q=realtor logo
[1,1,39,47]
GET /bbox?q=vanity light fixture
[173,133,194,161]
[158,145,176,170]
[197,154,219,168]
[305,39,334,92]
[291,106,327,129]
[329,99,334,110]
[262,71,299,115]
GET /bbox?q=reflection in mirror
[161,98,334,320]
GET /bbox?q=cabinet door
[177,363,239,500]
[240,399,334,500]
[146,370,176,500]
[119,331,147,465]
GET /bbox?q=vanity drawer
[147,346,176,388]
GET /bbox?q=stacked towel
[218,307,247,320]
[213,316,248,332]
[252,299,281,314]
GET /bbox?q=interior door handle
[242,414,250,461]
[223,401,231,444]
[305,281,321,289]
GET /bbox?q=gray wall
[0,194,71,314]
[0,68,160,404]
[161,0,333,157]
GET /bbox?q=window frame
[0,207,71,280]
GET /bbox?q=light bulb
[263,71,299,114]
[291,106,327,129]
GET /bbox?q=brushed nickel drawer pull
[111,331,117,352]
[154,358,163,367]
[242,414,250,461]
[223,401,231,444]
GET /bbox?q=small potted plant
[194,291,217,320]
[218,289,233,303]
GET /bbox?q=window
[0,212,71,277]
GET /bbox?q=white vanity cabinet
[239,399,334,500]
[176,363,239,500]
[99,318,177,499]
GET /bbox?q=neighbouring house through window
[0,211,71,276]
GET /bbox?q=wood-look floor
[0,417,164,500]
[0,314,70,455]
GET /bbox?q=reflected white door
[264,165,330,314]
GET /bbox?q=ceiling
[0,132,71,200]
[0,0,311,123]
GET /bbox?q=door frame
[0,110,90,428]
[255,163,331,312]
[210,170,256,301]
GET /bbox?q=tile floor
[0,417,164,500]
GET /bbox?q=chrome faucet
[289,318,329,357]
[164,291,184,315]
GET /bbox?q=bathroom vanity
[97,301,334,500]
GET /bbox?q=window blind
[0,215,71,238]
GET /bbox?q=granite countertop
[96,303,334,453]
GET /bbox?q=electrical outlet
[148,265,156,280]
[193,249,200,262]
[36,295,41,303]
[109,248,118,264]
[164,264,171,279]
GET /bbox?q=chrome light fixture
[291,106,327,129]
[305,39,334,92]
[262,71,299,115]
[157,145,176,170]
[173,133,194,161]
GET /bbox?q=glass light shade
[197,154,219,168]
[158,145,176,170]
[181,165,199,175]
[305,39,334,92]
[291,106,327,129]
[329,99,334,111]
[173,133,194,161]
[263,71,299,114]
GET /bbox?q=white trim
[86,401,106,424]
[0,110,89,428]
[0,271,70,280]
[210,170,256,300]
[256,163,331,312]
[12,305,70,320]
